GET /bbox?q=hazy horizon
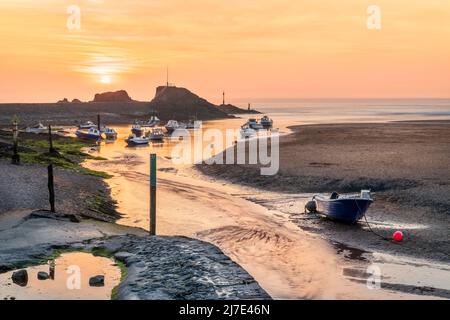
[1,0,449,103]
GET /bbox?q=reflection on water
[0,252,120,300]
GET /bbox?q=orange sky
[0,0,449,103]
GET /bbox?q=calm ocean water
[233,99,450,125]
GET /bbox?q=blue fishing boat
[313,191,373,224]
[75,127,102,140]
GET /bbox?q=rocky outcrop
[217,104,260,115]
[0,211,270,300]
[148,86,254,120]
[57,98,69,104]
[92,90,134,103]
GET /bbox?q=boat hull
[314,197,373,224]
[75,131,101,140]
[261,121,273,129]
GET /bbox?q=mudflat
[198,121,450,262]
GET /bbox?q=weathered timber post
[11,118,20,165]
[150,153,157,235]
[48,164,55,213]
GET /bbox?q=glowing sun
[100,75,112,84]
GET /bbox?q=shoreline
[196,121,450,282]
[0,135,270,299]
[2,117,449,299]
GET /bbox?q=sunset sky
[0,0,449,103]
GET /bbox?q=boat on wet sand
[25,123,48,134]
[126,134,149,145]
[76,127,102,140]
[102,127,117,140]
[260,116,273,129]
[145,128,165,141]
[313,190,373,224]
[78,121,97,129]
[248,118,264,130]
[165,120,187,134]
[239,124,256,138]
[137,116,161,128]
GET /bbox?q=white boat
[76,127,102,140]
[165,120,187,134]
[140,116,161,128]
[126,134,149,145]
[247,118,264,130]
[145,128,165,141]
[102,127,117,140]
[25,123,48,134]
[79,121,97,129]
[240,125,256,138]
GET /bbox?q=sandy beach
[198,121,450,263]
[1,114,449,300]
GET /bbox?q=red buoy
[393,231,403,242]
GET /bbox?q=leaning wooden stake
[11,119,20,165]
[48,125,56,154]
[149,153,157,235]
[48,164,56,213]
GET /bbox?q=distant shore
[198,120,450,263]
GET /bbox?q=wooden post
[97,114,101,131]
[11,119,20,165]
[48,125,56,154]
[149,154,157,235]
[48,164,55,213]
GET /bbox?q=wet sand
[82,123,449,299]
[198,121,450,264]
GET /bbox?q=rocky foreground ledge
[0,210,269,300]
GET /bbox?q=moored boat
[102,127,117,140]
[126,134,149,145]
[165,120,187,134]
[25,123,48,134]
[78,121,97,129]
[76,127,102,140]
[260,116,273,129]
[239,124,256,139]
[138,116,161,128]
[248,118,264,130]
[145,128,165,141]
[313,190,373,224]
